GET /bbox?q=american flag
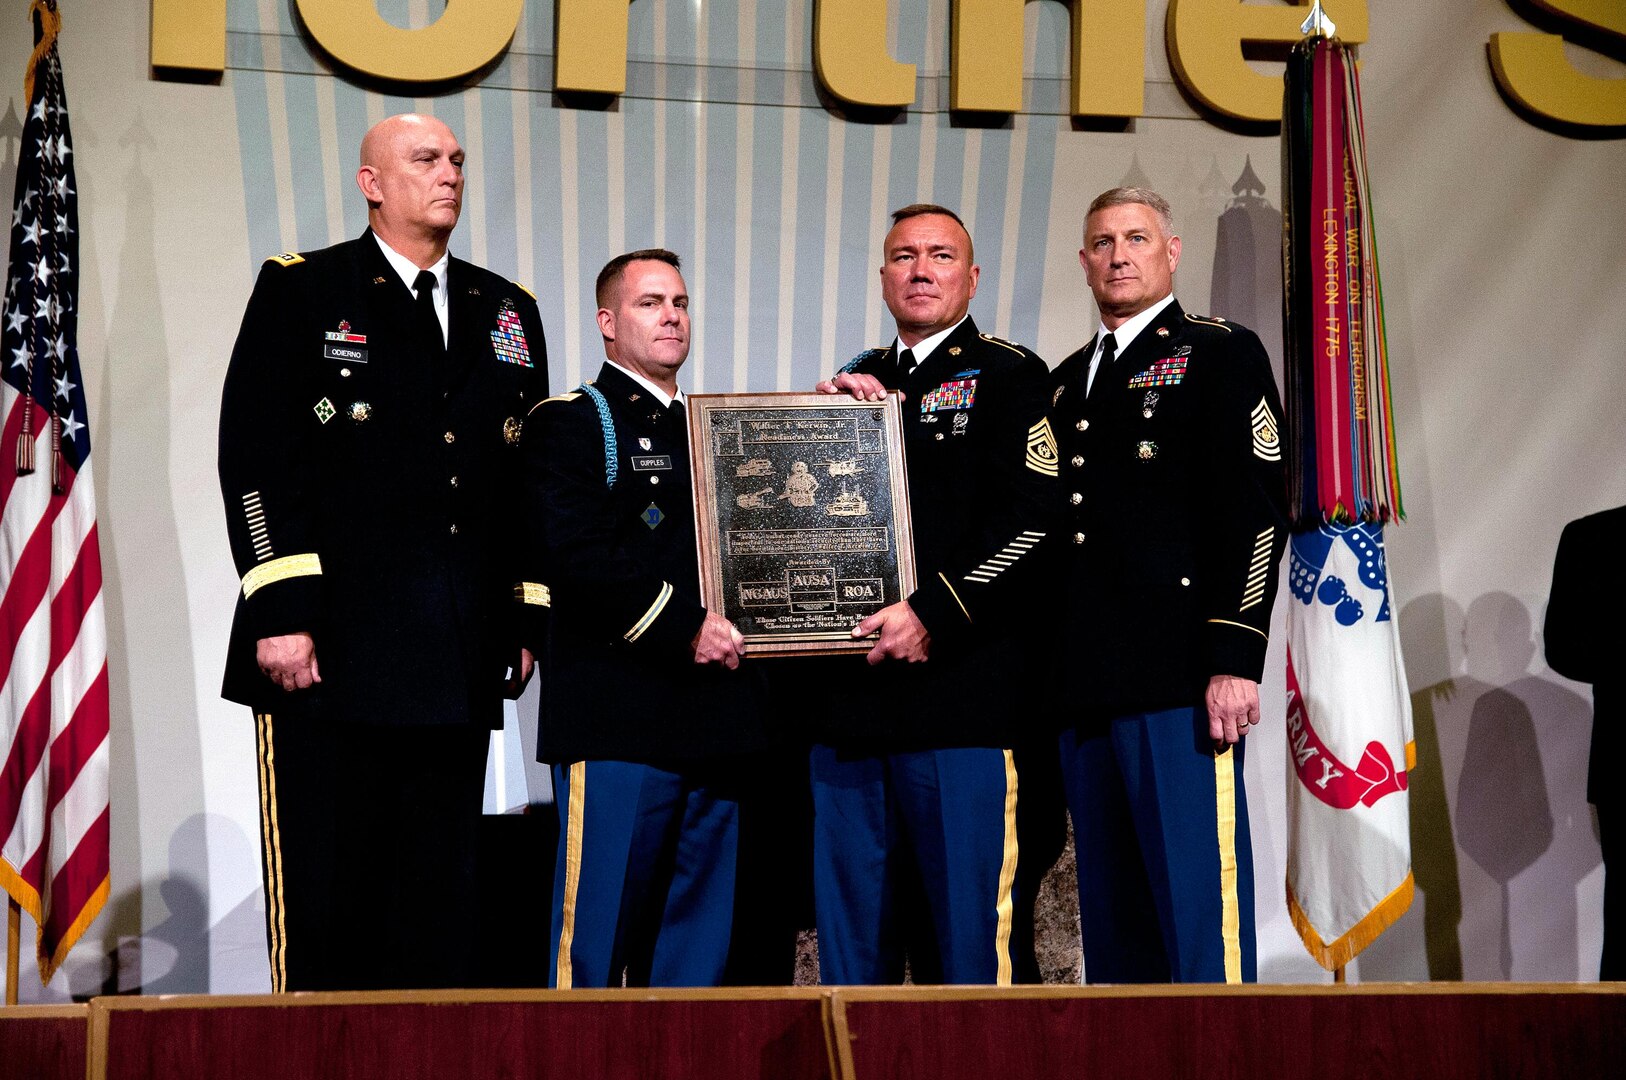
[1,0,109,986]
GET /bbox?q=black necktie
[898,348,917,379]
[1088,332,1117,399]
[413,269,446,379]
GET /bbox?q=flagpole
[5,896,19,1004]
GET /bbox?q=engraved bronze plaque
[688,393,916,656]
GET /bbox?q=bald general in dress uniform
[1050,187,1288,984]
[218,114,548,991]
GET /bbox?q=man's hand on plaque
[853,602,931,665]
[816,372,891,402]
[692,610,746,670]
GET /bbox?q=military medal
[1142,390,1160,419]
[1127,358,1188,388]
[503,416,522,445]
[1137,440,1158,460]
[349,401,372,422]
[952,412,969,436]
[489,298,534,367]
[324,319,369,364]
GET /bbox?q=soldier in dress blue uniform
[218,114,549,991]
[520,250,767,988]
[1050,187,1289,983]
[810,205,1060,984]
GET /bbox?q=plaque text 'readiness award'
[687,393,916,656]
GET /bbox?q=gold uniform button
[444,431,456,444]
[1071,455,1084,467]
[1069,492,1082,505]
[1075,420,1086,431]
[935,433,944,441]
[650,475,660,485]
[1073,532,1085,544]
[449,524,460,536]
[1180,577,1191,586]
[449,476,459,488]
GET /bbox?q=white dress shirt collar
[895,315,970,369]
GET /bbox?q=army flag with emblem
[1280,6,1413,972]
[1,0,110,988]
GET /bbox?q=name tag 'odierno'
[630,455,673,472]
[324,343,369,363]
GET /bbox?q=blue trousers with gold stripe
[549,760,739,988]
[810,745,1020,985]
[1060,706,1256,983]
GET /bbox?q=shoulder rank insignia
[1251,397,1281,461]
[266,252,304,267]
[1026,418,1059,476]
[978,332,1026,357]
[530,391,580,416]
[1184,312,1232,333]
[839,348,888,375]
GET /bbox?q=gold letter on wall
[1490,0,1626,128]
[814,0,917,108]
[151,0,227,75]
[1166,0,1369,123]
[952,0,1145,117]
[556,0,633,95]
[294,0,523,84]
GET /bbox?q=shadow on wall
[86,814,264,996]
[92,110,208,987]
[1373,591,1600,981]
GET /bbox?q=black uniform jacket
[521,363,767,765]
[814,316,1060,749]
[1545,505,1626,806]
[218,231,549,724]
[1050,300,1288,720]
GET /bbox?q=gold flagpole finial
[1300,1,1336,39]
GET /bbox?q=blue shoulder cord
[576,382,619,489]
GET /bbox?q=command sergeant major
[812,204,1061,985]
[1050,186,1289,984]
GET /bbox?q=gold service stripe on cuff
[242,553,322,599]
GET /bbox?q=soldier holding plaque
[809,204,1061,984]
[519,249,766,988]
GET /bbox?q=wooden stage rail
[5,983,1624,1080]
